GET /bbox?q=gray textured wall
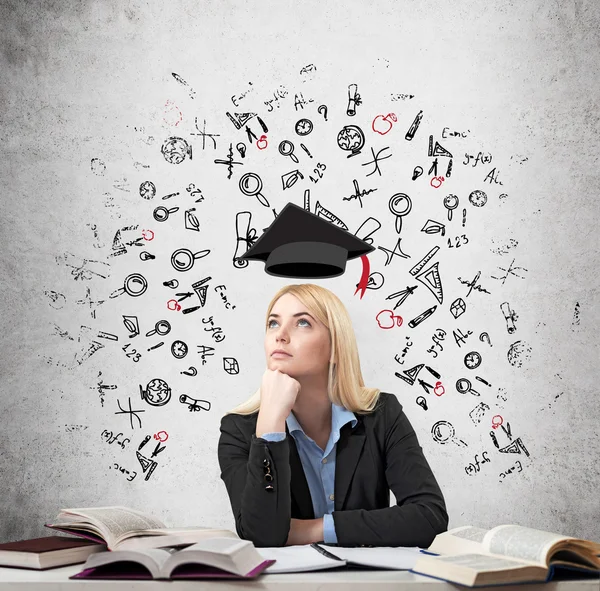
[1,0,599,544]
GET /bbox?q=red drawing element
[163,100,182,127]
[430,176,445,188]
[142,229,155,241]
[491,415,503,429]
[153,430,168,442]
[354,254,370,299]
[372,113,397,135]
[167,299,181,311]
[376,309,403,329]
[257,135,268,150]
[434,381,445,396]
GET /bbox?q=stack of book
[0,505,598,585]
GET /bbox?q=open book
[44,506,239,552]
[411,524,600,587]
[70,538,274,580]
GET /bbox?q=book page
[428,526,490,555]
[484,525,574,566]
[64,507,167,541]
[430,553,537,571]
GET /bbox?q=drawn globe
[337,125,365,154]
[139,378,171,407]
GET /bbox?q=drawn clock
[295,118,314,136]
[464,351,482,370]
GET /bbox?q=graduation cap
[238,202,375,280]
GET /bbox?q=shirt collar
[286,401,357,435]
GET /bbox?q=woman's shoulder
[219,409,259,435]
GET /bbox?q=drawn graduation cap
[238,202,375,283]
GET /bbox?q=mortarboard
[238,202,375,280]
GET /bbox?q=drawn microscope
[500,302,517,334]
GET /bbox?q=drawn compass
[464,351,482,370]
[295,118,314,136]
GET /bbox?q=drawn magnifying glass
[456,378,480,397]
[443,194,459,222]
[389,193,412,234]
[145,320,171,337]
[171,248,211,272]
[278,140,299,163]
[153,206,179,222]
[239,172,269,208]
[431,420,467,447]
[109,273,148,299]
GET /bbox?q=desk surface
[0,564,598,590]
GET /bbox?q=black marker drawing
[295,118,313,136]
[409,246,439,276]
[412,166,423,180]
[415,261,443,304]
[161,137,192,164]
[279,140,299,163]
[214,143,243,179]
[56,252,110,280]
[416,396,427,410]
[362,146,392,176]
[421,219,446,236]
[44,289,66,309]
[469,189,488,207]
[171,340,189,359]
[337,125,365,158]
[139,251,155,261]
[226,111,256,130]
[464,351,482,369]
[139,181,156,200]
[179,394,211,412]
[483,167,503,185]
[386,285,418,310]
[233,211,258,268]
[464,451,491,476]
[462,208,467,227]
[469,401,490,425]
[122,342,141,362]
[109,273,148,299]
[389,193,412,235]
[457,270,491,297]
[184,208,200,232]
[405,110,423,141]
[428,158,439,177]
[185,184,203,202]
[236,142,246,158]
[145,320,171,338]
[447,235,469,249]
[408,305,437,328]
[153,205,179,222]
[443,194,459,221]
[346,84,361,116]
[239,172,269,207]
[136,451,157,481]
[163,279,179,288]
[491,258,528,285]
[91,158,106,175]
[147,341,164,351]
[317,105,328,121]
[479,332,492,346]
[431,420,467,447]
[343,179,377,208]
[139,378,171,407]
[299,143,312,158]
[309,162,326,184]
[427,136,453,158]
[171,72,196,99]
[356,272,384,292]
[456,378,480,397]
[355,217,381,246]
[312,200,349,230]
[223,357,239,374]
[171,248,210,272]
[76,285,106,319]
[115,397,145,429]
[181,366,197,376]
[196,344,215,365]
[378,237,410,264]
[97,331,118,341]
[507,340,532,368]
[475,376,492,386]
[281,169,305,190]
[123,315,140,338]
[453,327,473,348]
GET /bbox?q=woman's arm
[218,414,292,547]
[331,395,449,547]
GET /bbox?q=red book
[0,536,104,570]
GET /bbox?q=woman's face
[264,293,332,379]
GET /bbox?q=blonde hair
[224,283,381,416]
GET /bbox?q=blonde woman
[218,283,448,548]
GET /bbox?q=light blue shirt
[260,403,358,544]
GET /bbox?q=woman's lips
[272,352,292,358]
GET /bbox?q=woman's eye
[268,318,311,328]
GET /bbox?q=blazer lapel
[334,417,366,511]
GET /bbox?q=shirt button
[329,493,334,501]
[322,458,328,464]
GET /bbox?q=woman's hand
[285,518,324,546]
[259,368,301,422]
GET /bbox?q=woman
[218,283,448,548]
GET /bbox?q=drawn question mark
[318,105,328,121]
[181,366,197,376]
[479,332,492,347]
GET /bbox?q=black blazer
[217,391,449,548]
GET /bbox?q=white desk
[0,564,598,590]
